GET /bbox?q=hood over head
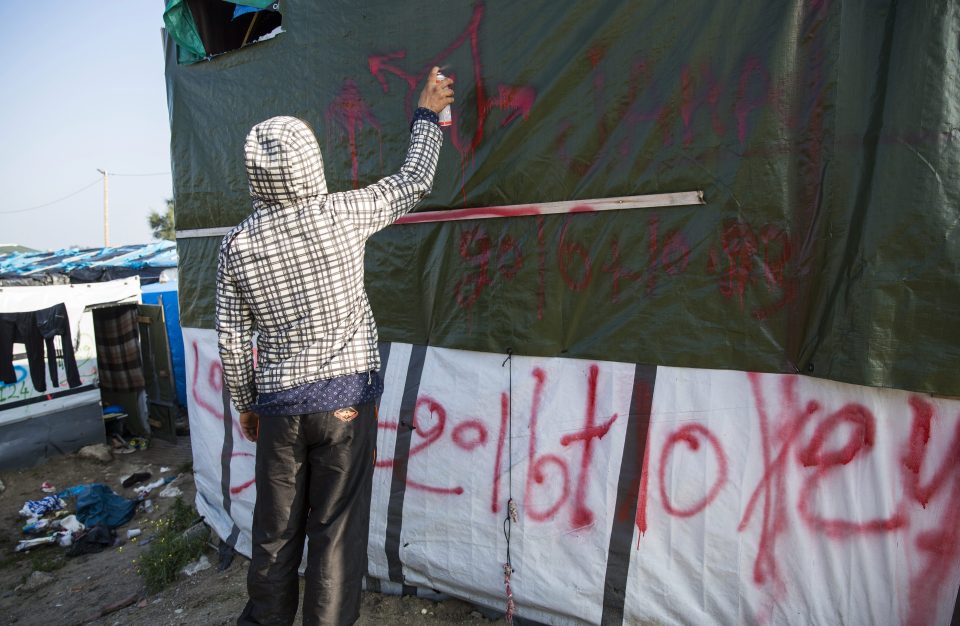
[244,116,327,205]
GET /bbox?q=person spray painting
[216,68,454,626]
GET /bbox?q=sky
[0,3,172,251]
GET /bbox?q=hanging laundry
[0,303,83,392]
[93,306,145,391]
[0,310,46,390]
[35,303,82,388]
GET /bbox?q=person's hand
[239,411,259,442]
[418,66,454,115]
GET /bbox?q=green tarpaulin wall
[166,0,960,397]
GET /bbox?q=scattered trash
[160,466,172,473]
[134,476,174,497]
[22,519,52,534]
[136,598,148,608]
[158,486,183,499]
[70,484,137,529]
[59,515,85,534]
[78,443,113,463]
[66,525,116,557]
[15,536,58,552]
[127,528,142,539]
[17,570,54,592]
[142,499,154,514]
[174,608,184,615]
[138,533,156,547]
[0,478,6,494]
[19,495,66,518]
[181,520,209,543]
[121,472,152,488]
[181,555,211,576]
[129,437,148,451]
[40,481,56,493]
[421,608,428,615]
[58,485,85,498]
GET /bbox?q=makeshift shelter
[166,2,960,624]
[0,279,141,469]
[0,243,186,469]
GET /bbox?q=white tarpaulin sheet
[184,328,960,625]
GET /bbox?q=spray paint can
[436,71,452,127]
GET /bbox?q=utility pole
[96,169,109,247]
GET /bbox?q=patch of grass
[0,551,22,571]
[30,550,65,573]
[137,497,206,593]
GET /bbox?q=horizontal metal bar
[175,190,705,239]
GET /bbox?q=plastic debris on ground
[19,495,66,518]
[15,536,58,552]
[22,518,53,534]
[67,484,137,529]
[134,475,175,497]
[160,466,172,473]
[159,485,183,499]
[127,528,141,538]
[121,471,152,488]
[59,515,84,533]
[181,554,211,576]
[66,525,117,557]
[40,481,55,493]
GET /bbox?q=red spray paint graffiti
[657,424,728,518]
[367,2,536,198]
[325,79,382,190]
[633,371,960,625]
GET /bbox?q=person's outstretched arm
[335,66,454,239]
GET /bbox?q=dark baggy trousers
[238,403,377,626]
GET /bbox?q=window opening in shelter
[164,0,283,65]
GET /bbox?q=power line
[0,179,101,215]
[0,171,173,215]
[110,171,171,177]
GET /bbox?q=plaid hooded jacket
[216,116,442,412]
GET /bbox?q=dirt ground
[0,436,506,626]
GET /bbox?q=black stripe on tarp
[953,585,960,626]
[385,344,428,584]
[220,374,242,546]
[368,342,393,584]
[379,342,392,370]
[0,384,96,412]
[600,363,657,626]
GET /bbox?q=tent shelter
[166,2,960,624]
